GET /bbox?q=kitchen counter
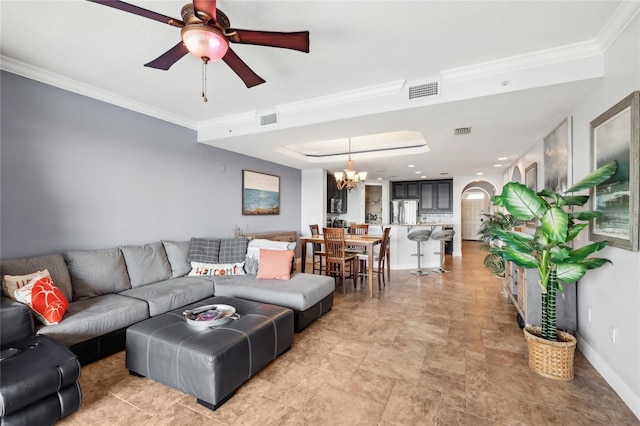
[386,224,453,270]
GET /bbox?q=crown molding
[596,0,640,52]
[0,56,197,130]
[276,80,405,115]
[441,40,601,83]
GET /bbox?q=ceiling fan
[87,0,309,94]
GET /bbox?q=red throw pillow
[256,249,294,280]
[15,274,69,325]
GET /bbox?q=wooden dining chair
[309,224,325,274]
[358,226,391,291]
[348,223,369,254]
[323,227,358,293]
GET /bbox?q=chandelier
[334,138,368,191]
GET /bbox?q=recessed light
[493,164,502,167]
[498,157,508,161]
[376,177,382,180]
[408,164,415,168]
[440,172,449,176]
[415,171,421,174]
[476,172,484,176]
[421,175,426,179]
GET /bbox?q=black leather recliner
[0,297,82,426]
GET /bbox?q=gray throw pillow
[187,238,221,264]
[65,247,131,301]
[120,242,172,288]
[162,240,191,278]
[219,238,249,263]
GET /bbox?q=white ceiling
[2,1,637,181]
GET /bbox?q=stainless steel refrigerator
[391,199,419,225]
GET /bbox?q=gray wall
[0,71,301,258]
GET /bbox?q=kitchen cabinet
[504,262,576,333]
[326,174,348,213]
[392,182,419,199]
[419,180,452,213]
[393,179,452,213]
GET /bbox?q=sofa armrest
[1,296,34,347]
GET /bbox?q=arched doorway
[461,181,497,240]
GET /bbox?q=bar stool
[407,228,432,275]
[431,229,455,273]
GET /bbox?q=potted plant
[490,160,617,380]
[477,212,521,277]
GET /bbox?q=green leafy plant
[490,160,617,341]
[477,212,521,276]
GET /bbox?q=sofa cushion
[119,277,214,317]
[188,262,245,277]
[256,249,294,280]
[35,294,149,347]
[120,242,172,288]
[187,238,221,264]
[65,248,131,301]
[14,272,69,325]
[213,273,335,312]
[245,239,296,274]
[0,254,73,302]
[2,269,51,300]
[162,240,191,278]
[219,238,249,263]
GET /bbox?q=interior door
[462,196,488,240]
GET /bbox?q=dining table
[300,233,385,298]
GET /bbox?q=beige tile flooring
[59,241,639,425]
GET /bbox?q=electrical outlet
[609,326,616,343]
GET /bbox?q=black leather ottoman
[0,335,82,426]
[126,296,294,410]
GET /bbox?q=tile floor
[59,241,639,425]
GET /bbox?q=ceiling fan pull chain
[201,58,209,102]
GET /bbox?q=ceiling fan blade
[222,48,266,88]
[228,29,309,53]
[193,0,216,22]
[86,0,184,27]
[144,42,189,70]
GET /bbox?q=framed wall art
[525,162,537,228]
[242,170,280,215]
[589,91,639,252]
[544,117,572,193]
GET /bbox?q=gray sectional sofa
[0,237,335,365]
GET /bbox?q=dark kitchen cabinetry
[391,179,453,213]
[392,182,419,199]
[419,180,453,213]
[327,174,348,213]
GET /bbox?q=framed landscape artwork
[544,117,572,193]
[242,170,280,215]
[589,91,639,252]
[525,162,537,228]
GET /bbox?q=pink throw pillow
[256,249,294,280]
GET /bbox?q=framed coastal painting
[544,117,572,193]
[242,170,280,215]
[525,163,537,228]
[589,91,639,252]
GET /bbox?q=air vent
[454,127,471,135]
[408,82,439,99]
[260,113,278,126]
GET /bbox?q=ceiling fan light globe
[181,25,229,62]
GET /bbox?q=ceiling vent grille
[454,127,471,135]
[408,81,439,100]
[260,113,278,126]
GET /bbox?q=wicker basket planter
[523,326,577,381]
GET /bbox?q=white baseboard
[576,333,640,421]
